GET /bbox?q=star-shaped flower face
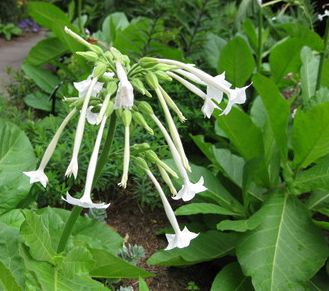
[173,177,207,202]
[165,226,199,250]
[62,193,110,209]
[73,76,104,98]
[23,169,48,188]
[222,85,249,115]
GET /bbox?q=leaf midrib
[270,195,287,290]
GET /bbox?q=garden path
[0,31,45,94]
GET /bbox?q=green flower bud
[131,78,146,95]
[145,150,178,178]
[134,157,150,171]
[132,112,154,135]
[104,51,113,62]
[89,44,104,55]
[139,57,157,68]
[122,109,132,127]
[131,143,151,151]
[156,71,172,82]
[93,62,107,78]
[106,101,114,117]
[138,101,154,115]
[158,165,177,195]
[145,72,159,88]
[106,81,118,96]
[76,51,98,62]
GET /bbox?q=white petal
[165,226,199,250]
[62,193,110,209]
[73,76,91,94]
[206,73,230,102]
[65,157,78,179]
[173,177,207,202]
[86,106,99,125]
[23,169,48,188]
[201,98,218,118]
[91,81,104,97]
[114,80,134,109]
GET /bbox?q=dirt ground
[108,191,217,291]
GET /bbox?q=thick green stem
[256,5,263,72]
[57,113,117,253]
[316,18,329,91]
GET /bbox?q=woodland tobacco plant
[24,27,248,252]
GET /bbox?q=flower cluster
[24,27,248,250]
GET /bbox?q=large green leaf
[216,106,264,161]
[175,203,237,216]
[306,191,329,211]
[38,208,123,255]
[300,47,320,102]
[147,231,237,267]
[20,211,57,264]
[0,223,25,290]
[101,12,129,44]
[25,37,67,66]
[24,91,52,112]
[252,74,290,159]
[203,32,226,70]
[27,2,69,29]
[269,37,304,83]
[236,192,329,290]
[20,245,107,291]
[22,63,60,94]
[218,35,255,86]
[294,155,329,194]
[211,262,253,291]
[89,249,152,279]
[0,120,36,214]
[52,21,84,52]
[292,102,329,169]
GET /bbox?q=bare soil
[107,191,216,291]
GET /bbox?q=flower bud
[156,71,172,82]
[132,112,154,135]
[106,81,118,96]
[145,72,159,88]
[131,143,151,151]
[145,150,178,178]
[93,62,107,78]
[131,78,152,97]
[122,109,132,127]
[158,165,177,195]
[104,51,114,62]
[138,101,154,115]
[89,44,104,55]
[106,101,114,117]
[139,57,157,68]
[134,157,150,171]
[76,51,98,62]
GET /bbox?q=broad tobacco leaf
[0,120,36,214]
[236,192,328,290]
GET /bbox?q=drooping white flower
[151,114,206,201]
[24,108,77,187]
[167,71,221,118]
[114,61,134,109]
[318,10,329,21]
[174,69,206,85]
[74,75,103,98]
[146,169,198,250]
[62,115,110,209]
[23,169,48,188]
[86,106,99,125]
[118,110,132,188]
[66,77,100,179]
[221,85,249,115]
[172,177,207,202]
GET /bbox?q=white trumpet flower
[221,85,249,115]
[62,116,110,209]
[24,108,77,187]
[146,169,198,250]
[66,77,99,179]
[114,61,134,109]
[151,114,206,201]
[86,106,99,125]
[74,75,103,98]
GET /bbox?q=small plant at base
[186,281,200,291]
[119,244,145,265]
